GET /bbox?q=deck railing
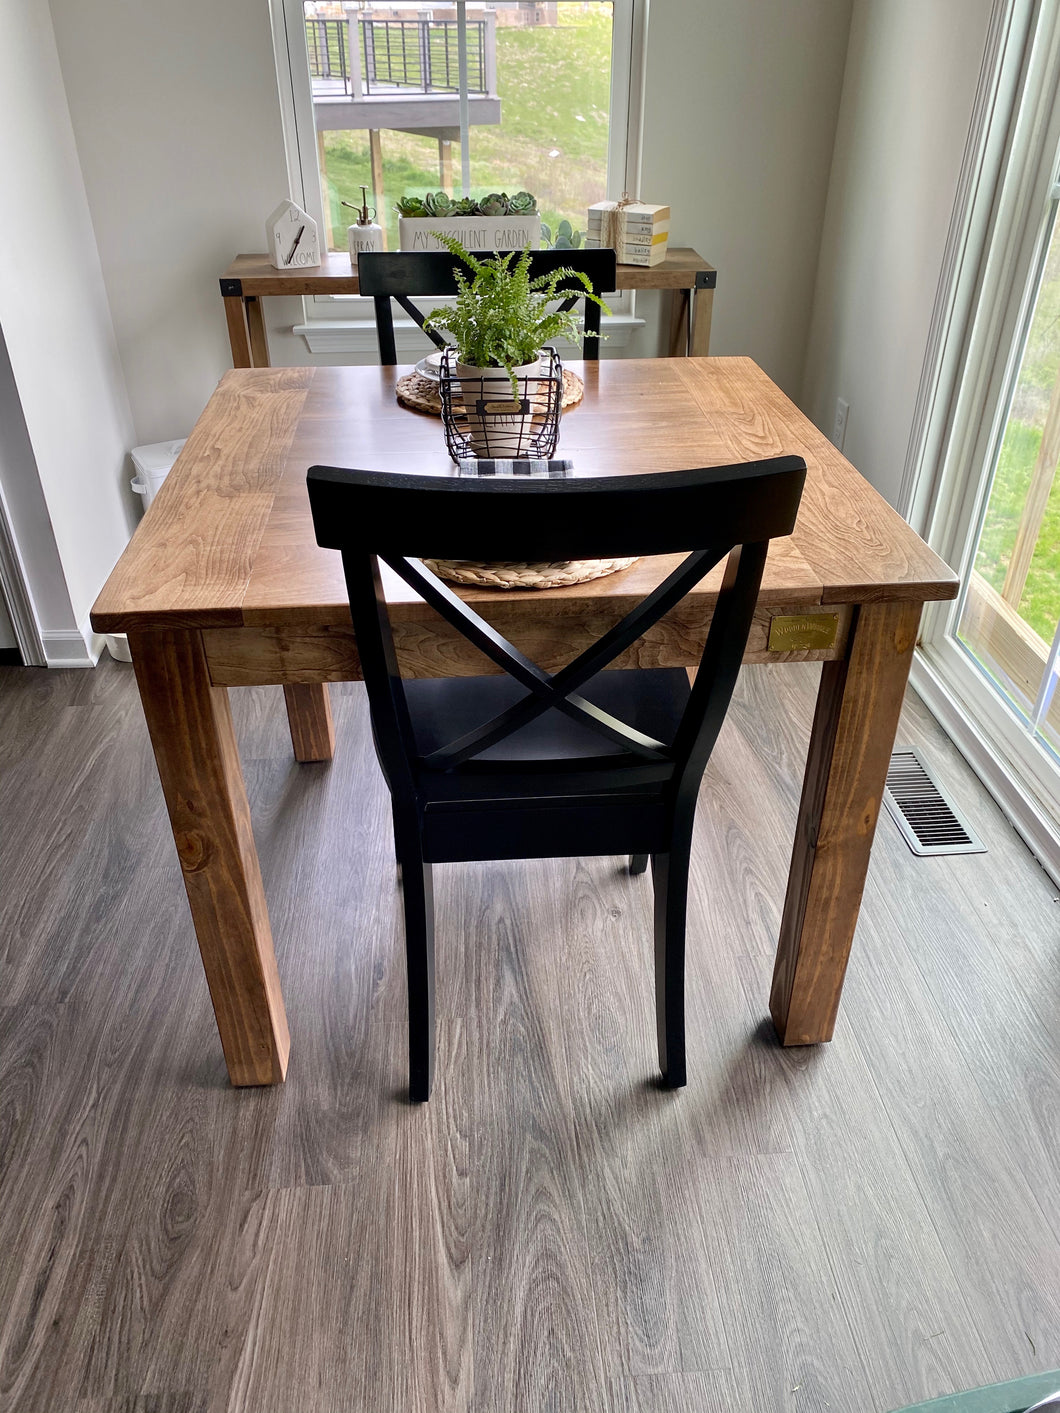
[306,17,489,98]
[305,18,348,88]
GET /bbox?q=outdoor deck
[308,14,500,134]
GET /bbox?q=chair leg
[391,804,402,886]
[629,853,649,876]
[652,848,688,1088]
[397,840,435,1102]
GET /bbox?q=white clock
[266,200,321,270]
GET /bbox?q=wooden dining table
[91,357,958,1088]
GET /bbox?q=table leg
[690,284,713,356]
[223,294,252,369]
[770,599,922,1044]
[245,296,271,368]
[283,683,335,762]
[129,627,290,1085]
[667,289,692,357]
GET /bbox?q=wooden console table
[219,247,716,368]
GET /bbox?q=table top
[221,247,716,296]
[91,357,958,636]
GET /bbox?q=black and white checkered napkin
[456,459,574,478]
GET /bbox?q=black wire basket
[438,346,563,460]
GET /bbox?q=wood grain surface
[92,358,957,637]
[201,603,854,687]
[282,683,335,762]
[223,294,252,370]
[129,628,290,1085]
[220,247,714,296]
[242,354,955,621]
[91,367,313,632]
[770,599,923,1042]
[691,286,712,357]
[245,297,270,369]
[4,657,1060,1412]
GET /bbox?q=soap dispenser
[345,187,383,263]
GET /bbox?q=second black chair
[357,248,618,365]
[307,455,806,1100]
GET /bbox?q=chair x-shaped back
[384,546,736,772]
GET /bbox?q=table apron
[202,603,854,687]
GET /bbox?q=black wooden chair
[356,248,618,365]
[307,456,806,1100]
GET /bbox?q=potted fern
[423,234,610,456]
[425,231,609,384]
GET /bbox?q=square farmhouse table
[92,358,958,1087]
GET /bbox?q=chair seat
[405,668,690,863]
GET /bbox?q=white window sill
[293,314,645,356]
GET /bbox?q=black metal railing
[306,18,487,98]
[305,19,348,88]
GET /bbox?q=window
[911,0,1060,881]
[271,0,645,346]
[955,174,1060,758]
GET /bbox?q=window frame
[269,0,647,345]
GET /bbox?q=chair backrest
[357,249,618,364]
[308,457,807,811]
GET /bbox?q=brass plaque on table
[767,613,840,652]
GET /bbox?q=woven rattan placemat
[396,366,585,415]
[421,556,637,589]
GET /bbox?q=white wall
[48,0,854,434]
[801,0,995,506]
[49,0,293,446]
[631,0,855,394]
[0,0,135,642]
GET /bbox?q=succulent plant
[541,219,585,250]
[423,190,453,217]
[396,191,542,221]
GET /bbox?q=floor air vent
[883,749,986,857]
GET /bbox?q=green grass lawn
[319,8,612,251]
[973,417,1060,642]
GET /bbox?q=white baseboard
[43,619,103,669]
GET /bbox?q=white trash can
[131,438,186,511]
[107,437,187,665]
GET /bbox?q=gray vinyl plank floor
[1,656,1058,1413]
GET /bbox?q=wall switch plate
[832,397,849,451]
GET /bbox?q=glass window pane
[305,2,614,252]
[956,200,1060,754]
[467,2,612,248]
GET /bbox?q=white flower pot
[454,359,543,457]
[398,214,542,253]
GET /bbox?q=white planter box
[398,214,542,253]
